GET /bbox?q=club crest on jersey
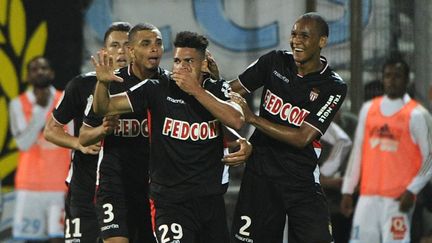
[309,88,320,101]
[263,89,310,126]
[162,118,220,141]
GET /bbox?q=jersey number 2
[239,216,252,236]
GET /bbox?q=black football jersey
[52,72,99,201]
[127,73,231,202]
[83,65,154,195]
[238,50,347,188]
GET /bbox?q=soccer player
[79,23,163,243]
[228,12,347,243]
[9,56,70,242]
[90,30,244,243]
[44,22,131,242]
[341,58,432,242]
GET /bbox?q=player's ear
[319,36,328,49]
[128,47,136,61]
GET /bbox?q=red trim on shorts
[149,198,156,233]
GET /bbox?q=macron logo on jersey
[263,89,309,126]
[316,94,342,123]
[162,118,220,141]
[272,70,290,84]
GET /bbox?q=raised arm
[91,51,132,116]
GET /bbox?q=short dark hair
[129,23,159,43]
[174,31,209,57]
[103,22,132,44]
[27,56,52,71]
[382,57,410,80]
[299,12,329,37]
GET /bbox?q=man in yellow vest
[341,57,432,243]
[8,56,70,242]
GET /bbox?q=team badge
[309,88,320,101]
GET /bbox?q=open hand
[102,115,120,135]
[78,142,101,155]
[229,92,254,123]
[172,69,202,96]
[340,194,354,217]
[222,138,252,166]
[397,190,415,212]
[203,50,220,80]
[91,50,124,83]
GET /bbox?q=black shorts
[231,169,333,243]
[96,163,155,242]
[65,184,100,243]
[151,194,229,243]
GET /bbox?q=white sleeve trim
[303,121,323,136]
[51,113,67,126]
[236,76,252,94]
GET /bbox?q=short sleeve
[237,50,275,92]
[52,76,83,124]
[304,83,347,135]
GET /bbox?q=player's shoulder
[64,72,97,92]
[68,72,97,86]
[262,49,293,60]
[320,63,346,94]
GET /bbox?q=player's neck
[132,63,157,80]
[296,57,323,76]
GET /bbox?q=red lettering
[172,120,181,138]
[200,123,209,140]
[141,119,149,137]
[209,121,217,138]
[180,122,190,140]
[270,96,282,114]
[293,109,309,125]
[130,120,140,136]
[162,118,173,135]
[190,123,199,141]
[266,93,276,111]
[289,107,300,124]
[280,103,292,121]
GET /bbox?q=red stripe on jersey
[312,139,321,148]
[149,198,156,233]
[93,185,99,204]
[147,109,152,143]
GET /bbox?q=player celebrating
[44,22,131,242]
